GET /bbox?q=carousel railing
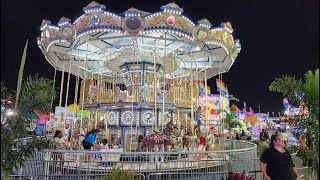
[11,140,257,179]
[4,167,316,180]
[8,140,317,180]
[79,77,198,108]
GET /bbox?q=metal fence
[2,168,317,180]
[2,140,317,180]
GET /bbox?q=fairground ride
[37,1,241,151]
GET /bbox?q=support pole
[51,56,58,108]
[190,49,194,136]
[80,44,89,129]
[162,33,167,130]
[153,48,158,131]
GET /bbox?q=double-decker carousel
[38,1,241,153]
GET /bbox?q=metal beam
[88,35,132,41]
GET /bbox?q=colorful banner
[198,94,230,115]
[216,79,229,96]
[35,124,45,135]
[55,106,81,120]
[198,82,210,96]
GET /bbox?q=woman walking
[259,134,300,180]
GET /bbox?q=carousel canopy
[38,1,241,80]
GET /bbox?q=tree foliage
[269,69,319,174]
[1,82,13,100]
[98,166,134,180]
[1,75,57,175]
[221,110,241,129]
[269,75,303,105]
[19,75,56,114]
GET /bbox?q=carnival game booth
[229,104,244,138]
[229,104,260,139]
[244,114,258,137]
[198,93,230,128]
[38,1,241,152]
[255,113,268,131]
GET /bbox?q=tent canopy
[230,104,241,112]
[245,114,258,123]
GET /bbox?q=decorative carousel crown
[40,19,51,31]
[83,1,106,13]
[57,17,71,27]
[197,18,212,28]
[161,2,184,14]
[38,1,241,80]
[220,21,233,33]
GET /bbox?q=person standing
[259,134,300,180]
[235,132,241,140]
[260,129,269,141]
[260,129,266,141]
[241,130,246,137]
[195,107,203,132]
[264,129,269,140]
[50,130,69,174]
[260,129,270,149]
[83,129,101,150]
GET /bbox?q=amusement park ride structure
[38,1,241,151]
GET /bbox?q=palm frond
[269,75,303,105]
[304,69,319,117]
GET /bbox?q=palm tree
[269,69,319,174]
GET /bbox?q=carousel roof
[38,1,241,79]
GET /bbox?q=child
[100,139,109,149]
[97,139,109,160]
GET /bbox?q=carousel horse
[114,86,127,102]
[182,134,198,151]
[195,125,216,160]
[183,135,191,151]
[126,135,138,151]
[162,120,178,150]
[87,79,97,103]
[141,118,176,152]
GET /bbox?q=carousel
[38,1,241,152]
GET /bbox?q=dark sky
[1,0,319,114]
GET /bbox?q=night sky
[1,0,319,114]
